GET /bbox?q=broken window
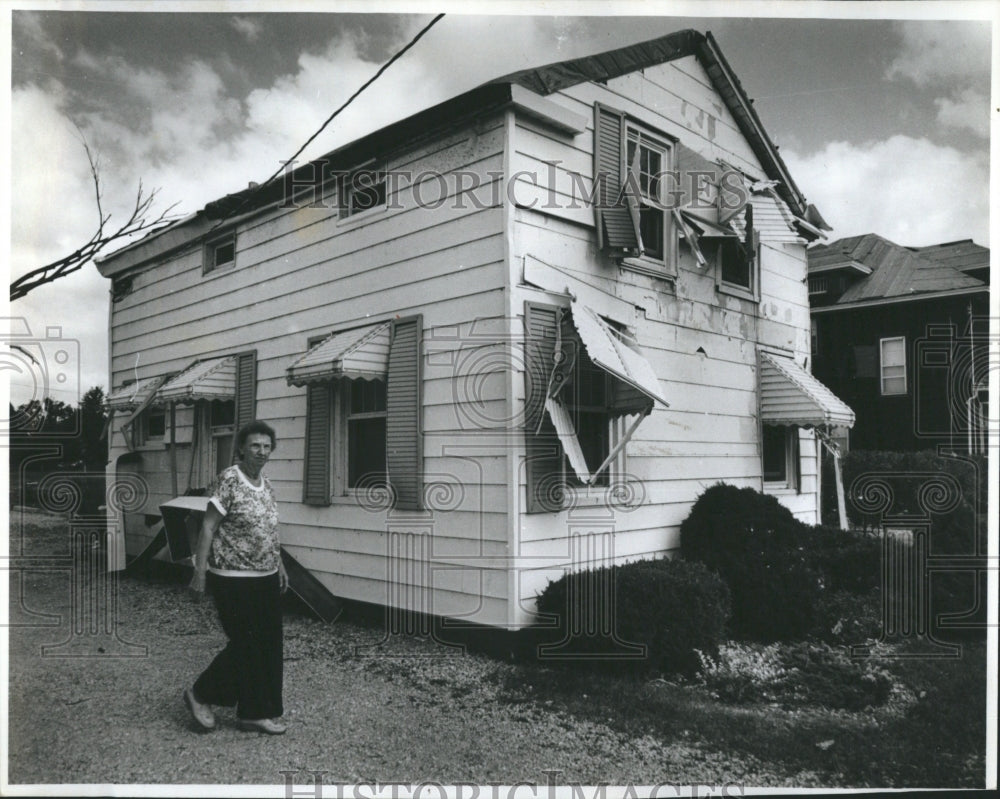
[593,103,674,274]
[524,301,669,512]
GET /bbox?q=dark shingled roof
[808,233,987,305]
[908,239,990,277]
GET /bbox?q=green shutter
[524,302,566,513]
[303,381,331,506]
[593,103,640,255]
[387,315,422,510]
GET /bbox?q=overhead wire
[208,12,446,232]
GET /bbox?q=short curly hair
[236,420,277,453]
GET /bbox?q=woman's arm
[189,503,224,596]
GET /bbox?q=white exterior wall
[105,113,516,625]
[507,56,820,623]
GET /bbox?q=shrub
[841,451,988,638]
[698,641,894,710]
[806,525,882,594]
[810,588,883,645]
[680,483,823,641]
[778,642,894,710]
[535,557,730,677]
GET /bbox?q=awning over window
[760,352,855,428]
[286,321,391,387]
[569,303,669,410]
[158,356,237,404]
[107,376,165,410]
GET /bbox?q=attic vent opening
[111,276,134,302]
[203,232,237,274]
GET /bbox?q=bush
[842,451,988,638]
[698,641,894,710]
[807,525,882,594]
[810,588,883,645]
[680,483,824,641]
[535,557,730,677]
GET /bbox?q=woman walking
[184,420,289,734]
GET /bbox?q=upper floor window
[593,103,674,276]
[204,232,236,274]
[880,336,907,395]
[339,165,387,219]
[626,130,669,264]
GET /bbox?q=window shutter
[525,302,566,513]
[593,103,641,256]
[234,351,257,430]
[303,382,331,506]
[387,315,423,510]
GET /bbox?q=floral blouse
[207,465,280,573]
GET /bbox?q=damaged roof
[98,29,820,273]
[808,233,988,306]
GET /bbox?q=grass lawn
[487,636,987,788]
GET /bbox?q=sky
[2,1,995,409]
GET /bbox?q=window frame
[714,231,759,301]
[142,406,167,444]
[300,316,421,509]
[338,160,388,222]
[203,231,237,275]
[524,301,638,512]
[621,123,677,278]
[879,336,907,395]
[762,424,800,491]
[331,377,389,497]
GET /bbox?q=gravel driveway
[7,511,820,790]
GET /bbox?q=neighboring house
[97,30,853,629]
[808,234,990,454]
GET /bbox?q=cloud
[784,136,989,248]
[885,20,991,87]
[935,88,990,139]
[230,16,262,42]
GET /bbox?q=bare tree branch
[10,129,181,302]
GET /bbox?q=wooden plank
[281,547,345,622]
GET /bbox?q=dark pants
[194,571,283,720]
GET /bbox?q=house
[97,29,854,630]
[808,234,990,454]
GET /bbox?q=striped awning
[570,303,669,409]
[107,376,165,410]
[286,321,391,387]
[158,356,237,404]
[760,352,855,428]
